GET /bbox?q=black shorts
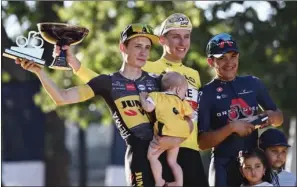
[160,147,209,187]
[125,139,155,187]
[208,156,243,187]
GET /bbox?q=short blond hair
[161,71,187,91]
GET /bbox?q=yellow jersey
[143,57,201,151]
[148,92,193,138]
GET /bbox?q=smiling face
[240,156,266,185]
[265,145,288,170]
[161,29,191,61]
[207,51,239,81]
[120,36,152,68]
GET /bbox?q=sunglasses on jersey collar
[120,23,159,44]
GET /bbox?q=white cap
[159,13,192,36]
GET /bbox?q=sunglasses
[129,24,154,35]
[210,33,233,43]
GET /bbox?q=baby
[139,71,194,186]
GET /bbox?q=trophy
[3,31,46,67]
[37,22,89,70]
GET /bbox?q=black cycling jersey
[87,71,160,143]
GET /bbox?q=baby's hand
[139,92,148,99]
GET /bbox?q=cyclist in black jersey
[15,23,192,187]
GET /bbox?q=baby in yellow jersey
[139,71,194,187]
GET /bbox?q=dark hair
[123,40,130,47]
[238,148,277,185]
[122,38,152,47]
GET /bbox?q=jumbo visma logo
[114,95,149,129]
[121,100,146,116]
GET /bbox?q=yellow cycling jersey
[143,57,201,151]
[149,92,193,138]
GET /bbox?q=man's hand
[15,58,43,75]
[229,120,255,137]
[53,45,81,71]
[139,92,148,100]
[263,110,283,127]
[139,92,155,112]
[150,135,184,152]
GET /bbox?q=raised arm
[55,45,99,83]
[139,92,156,112]
[16,59,94,106]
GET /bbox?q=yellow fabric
[73,65,98,84]
[150,92,193,138]
[77,84,95,102]
[143,57,201,151]
[183,100,194,117]
[114,95,150,129]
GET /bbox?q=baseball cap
[120,23,159,44]
[159,13,192,36]
[206,33,239,58]
[259,128,291,150]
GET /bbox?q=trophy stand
[49,39,71,70]
[2,31,46,67]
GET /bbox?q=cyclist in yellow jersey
[64,13,208,187]
[143,13,208,187]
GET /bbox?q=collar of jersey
[163,91,183,100]
[117,71,146,81]
[160,57,183,67]
[214,76,238,84]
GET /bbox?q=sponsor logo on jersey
[126,84,136,91]
[216,94,228,100]
[112,81,124,87]
[137,84,146,91]
[112,111,131,139]
[121,100,146,116]
[112,81,126,90]
[135,172,143,187]
[238,89,253,95]
[217,87,223,92]
[124,109,138,116]
[115,96,151,129]
[216,98,258,121]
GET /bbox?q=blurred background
[1,1,296,186]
